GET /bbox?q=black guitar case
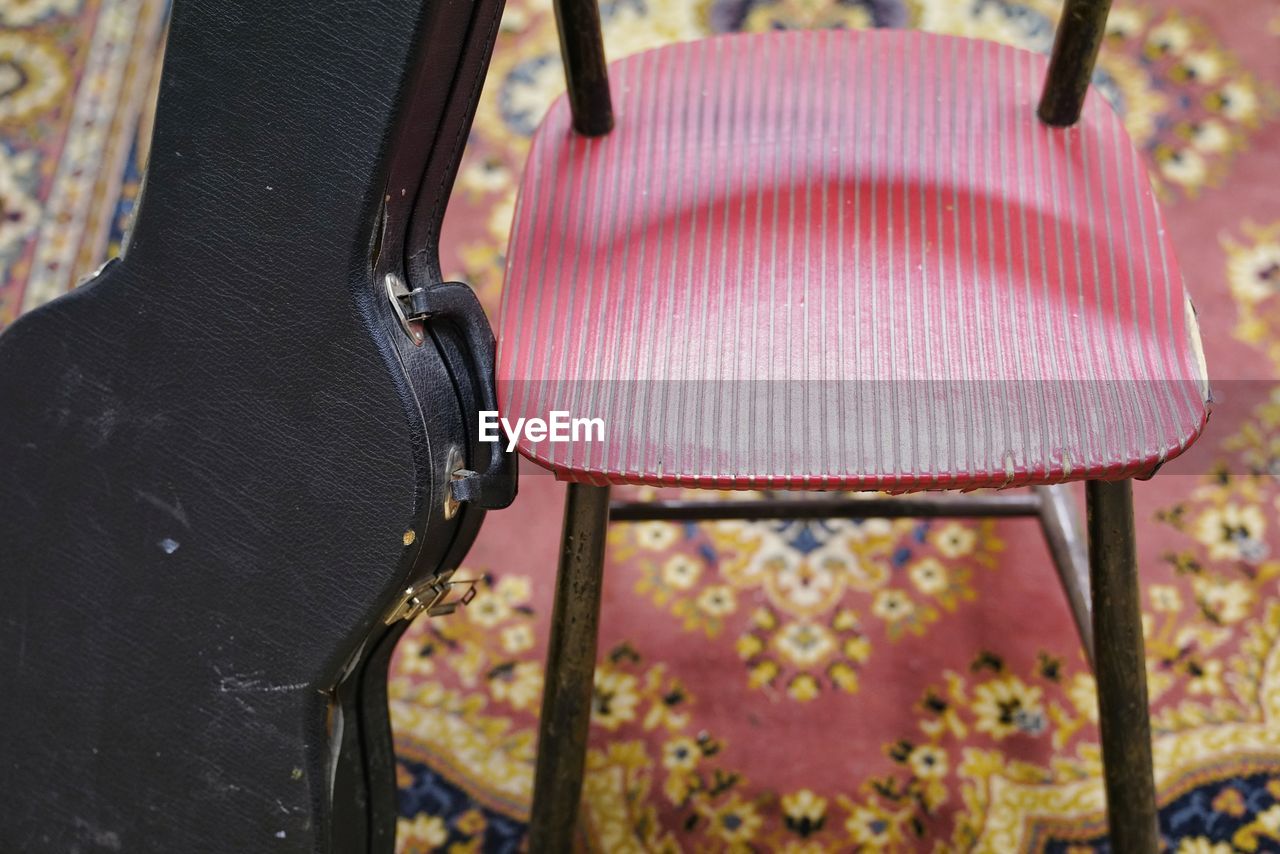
[0,0,511,850]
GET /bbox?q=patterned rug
[4,0,1280,851]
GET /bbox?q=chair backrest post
[554,0,614,136]
[1037,0,1113,126]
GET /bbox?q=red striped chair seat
[496,29,1209,490]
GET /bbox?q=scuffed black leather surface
[0,0,503,850]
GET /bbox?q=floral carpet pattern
[3,0,1280,851]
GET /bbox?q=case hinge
[383,573,478,624]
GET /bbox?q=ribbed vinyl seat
[496,29,1209,490]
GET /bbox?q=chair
[496,0,1210,850]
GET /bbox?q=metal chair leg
[1035,485,1095,664]
[528,482,612,851]
[1086,479,1159,852]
